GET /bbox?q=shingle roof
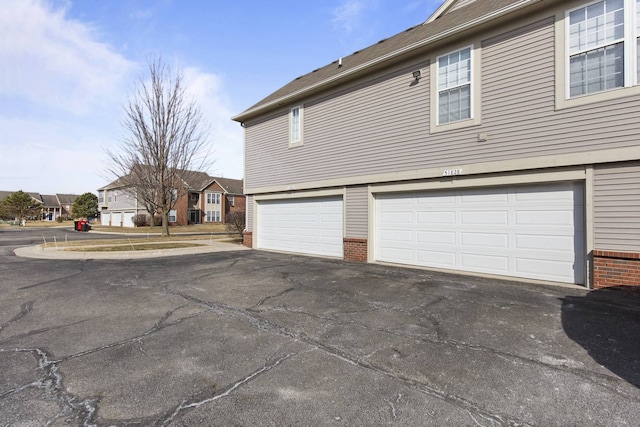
[99,166,223,192]
[40,195,61,208]
[233,0,538,122]
[56,194,79,205]
[211,177,244,195]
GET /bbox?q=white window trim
[168,209,177,222]
[289,105,303,147]
[556,0,640,109]
[430,43,481,133]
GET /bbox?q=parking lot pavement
[1,229,639,425]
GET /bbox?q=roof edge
[424,0,457,24]
[232,0,539,123]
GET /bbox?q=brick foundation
[243,231,253,248]
[344,238,367,262]
[593,250,640,289]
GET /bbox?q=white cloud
[332,0,367,33]
[0,0,134,115]
[182,68,244,179]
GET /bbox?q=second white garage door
[257,197,343,257]
[375,183,584,284]
[111,212,122,227]
[123,211,135,228]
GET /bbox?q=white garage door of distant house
[111,212,122,227]
[257,197,343,257]
[375,183,584,284]
[101,213,110,226]
[123,211,135,228]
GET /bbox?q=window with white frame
[206,192,221,204]
[228,195,234,206]
[171,189,178,201]
[437,47,472,124]
[567,0,639,98]
[205,210,221,222]
[289,106,302,145]
[168,210,176,222]
[113,190,118,202]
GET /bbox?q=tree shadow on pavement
[561,286,640,388]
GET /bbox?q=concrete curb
[14,240,250,260]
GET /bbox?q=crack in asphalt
[159,352,296,426]
[166,289,531,426]
[0,301,33,333]
[0,347,99,426]
[264,302,639,403]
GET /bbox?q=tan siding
[594,161,640,252]
[246,195,254,232]
[244,16,640,192]
[345,186,368,238]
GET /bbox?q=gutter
[232,0,540,123]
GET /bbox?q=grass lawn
[89,223,229,234]
[65,242,207,252]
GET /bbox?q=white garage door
[111,212,122,227]
[101,213,110,226]
[123,211,135,228]
[375,183,584,284]
[258,197,343,257]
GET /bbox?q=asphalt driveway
[1,228,639,425]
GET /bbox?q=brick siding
[344,238,367,262]
[243,231,253,248]
[593,250,640,289]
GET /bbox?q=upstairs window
[567,0,639,98]
[206,192,221,204]
[228,195,235,206]
[289,106,303,146]
[437,47,472,124]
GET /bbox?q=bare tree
[107,57,211,236]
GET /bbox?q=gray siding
[246,195,253,232]
[244,15,640,191]
[105,189,137,210]
[345,186,368,238]
[594,161,640,252]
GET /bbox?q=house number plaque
[442,169,462,177]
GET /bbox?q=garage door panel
[101,213,110,226]
[461,232,508,248]
[258,197,343,258]
[418,231,456,245]
[462,211,508,225]
[418,211,455,224]
[417,250,456,266]
[462,191,508,203]
[376,183,584,284]
[515,234,575,251]
[461,253,509,272]
[515,210,575,226]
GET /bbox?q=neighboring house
[200,177,245,224]
[233,0,640,289]
[98,171,244,227]
[98,176,154,227]
[40,194,79,220]
[0,191,79,221]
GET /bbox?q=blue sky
[1,0,441,195]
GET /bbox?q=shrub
[55,216,63,223]
[225,211,246,238]
[132,214,149,227]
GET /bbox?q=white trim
[585,164,595,289]
[425,0,458,24]
[232,0,539,122]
